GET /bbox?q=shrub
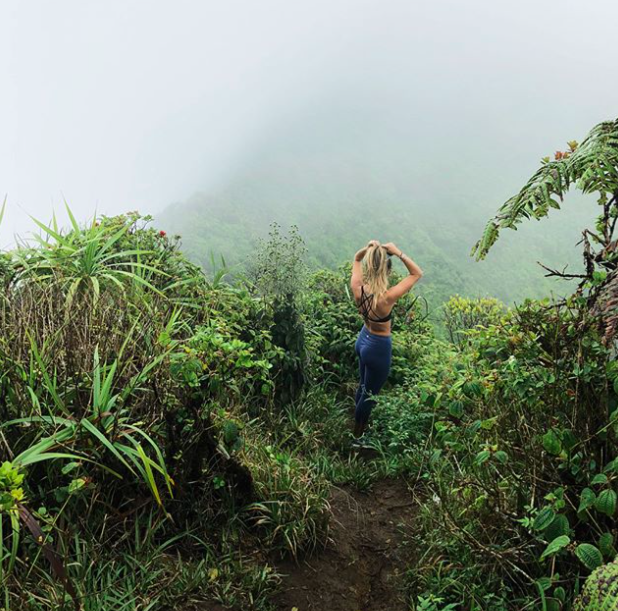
[0,213,324,608]
[249,223,309,404]
[442,295,507,347]
[406,297,618,607]
[574,556,618,611]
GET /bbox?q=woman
[350,240,423,446]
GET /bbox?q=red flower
[159,230,166,237]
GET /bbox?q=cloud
[1,0,616,246]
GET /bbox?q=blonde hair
[362,245,391,308]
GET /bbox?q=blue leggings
[354,327,392,426]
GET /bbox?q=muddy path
[273,479,417,611]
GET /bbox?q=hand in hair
[355,240,380,262]
[382,242,401,257]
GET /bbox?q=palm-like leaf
[473,118,618,260]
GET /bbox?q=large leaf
[575,543,604,571]
[595,489,617,516]
[545,514,570,541]
[533,506,555,531]
[542,430,562,456]
[540,535,570,561]
[473,118,618,259]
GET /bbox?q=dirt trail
[273,479,417,611]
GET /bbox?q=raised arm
[351,240,379,300]
[382,242,423,304]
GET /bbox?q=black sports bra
[358,286,393,323]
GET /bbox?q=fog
[1,0,617,248]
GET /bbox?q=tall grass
[0,210,336,609]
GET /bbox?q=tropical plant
[473,119,618,261]
[442,295,507,346]
[472,118,618,346]
[1,209,370,609]
[573,556,618,611]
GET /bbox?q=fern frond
[473,118,618,260]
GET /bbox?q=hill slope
[158,171,594,307]
[157,105,596,306]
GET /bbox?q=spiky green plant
[15,205,168,306]
[0,208,304,610]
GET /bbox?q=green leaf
[603,458,618,473]
[575,543,604,571]
[560,429,577,451]
[135,443,162,506]
[595,489,617,516]
[542,430,562,456]
[494,450,508,464]
[553,586,566,603]
[475,450,491,465]
[540,535,570,561]
[61,462,80,475]
[480,417,497,430]
[545,514,570,541]
[448,400,464,418]
[599,532,615,558]
[80,418,135,476]
[64,201,80,233]
[463,381,482,398]
[8,510,20,574]
[533,506,555,531]
[591,473,609,485]
[17,452,86,466]
[578,488,596,515]
[29,215,65,243]
[68,478,87,494]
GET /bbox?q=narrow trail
[273,479,417,611]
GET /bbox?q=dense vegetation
[1,117,618,610]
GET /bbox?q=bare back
[350,242,423,336]
[354,284,394,336]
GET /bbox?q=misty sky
[1,0,617,247]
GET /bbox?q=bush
[406,297,618,608]
[443,294,507,347]
[249,223,309,405]
[0,213,327,609]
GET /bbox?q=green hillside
[158,175,594,308]
[157,110,596,308]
